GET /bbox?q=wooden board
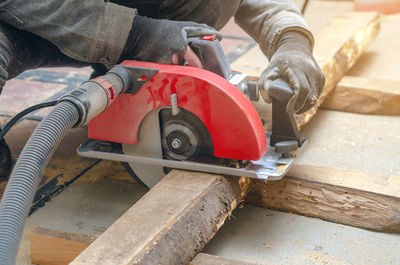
[348,14,400,81]
[231,11,380,128]
[321,13,400,115]
[30,229,259,265]
[304,0,354,34]
[322,76,400,115]
[71,170,250,265]
[246,109,400,233]
[190,253,259,265]
[30,227,97,265]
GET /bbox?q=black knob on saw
[275,140,298,158]
[268,79,294,102]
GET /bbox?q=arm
[234,0,324,114]
[235,0,313,59]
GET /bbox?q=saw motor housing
[89,60,267,161]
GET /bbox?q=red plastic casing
[89,61,267,161]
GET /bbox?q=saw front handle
[269,79,304,151]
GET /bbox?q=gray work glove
[121,15,222,65]
[258,32,325,114]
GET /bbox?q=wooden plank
[292,2,400,116]
[30,227,98,265]
[246,109,400,233]
[331,13,400,115]
[30,232,260,265]
[190,253,259,265]
[71,170,250,265]
[304,0,353,34]
[348,14,400,81]
[322,76,400,115]
[231,11,380,127]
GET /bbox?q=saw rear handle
[188,35,232,79]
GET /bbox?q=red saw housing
[88,60,267,161]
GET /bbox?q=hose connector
[59,66,132,127]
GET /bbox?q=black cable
[301,0,309,14]
[0,101,57,140]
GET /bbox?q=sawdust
[263,243,272,249]
[304,251,348,265]
[238,176,252,200]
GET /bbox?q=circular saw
[78,36,305,188]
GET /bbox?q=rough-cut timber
[30,227,97,265]
[303,0,353,34]
[231,12,380,127]
[190,253,260,265]
[71,170,250,265]
[247,174,400,233]
[348,14,400,81]
[322,76,400,115]
[299,12,381,126]
[247,110,400,233]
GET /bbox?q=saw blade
[122,108,214,188]
[122,109,165,189]
[159,108,213,162]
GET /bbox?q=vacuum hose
[0,65,131,265]
[0,102,79,264]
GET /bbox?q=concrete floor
[204,206,400,265]
[17,180,148,264]
[17,179,400,265]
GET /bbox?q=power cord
[0,101,57,140]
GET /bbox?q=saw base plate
[78,133,305,182]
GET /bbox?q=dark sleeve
[0,1,136,67]
[234,0,314,59]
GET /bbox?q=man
[0,0,325,178]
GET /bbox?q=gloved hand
[120,15,222,66]
[258,31,325,114]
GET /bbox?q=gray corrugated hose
[0,101,79,265]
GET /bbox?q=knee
[161,0,241,30]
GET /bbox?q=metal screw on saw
[171,138,182,149]
[171,94,180,116]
